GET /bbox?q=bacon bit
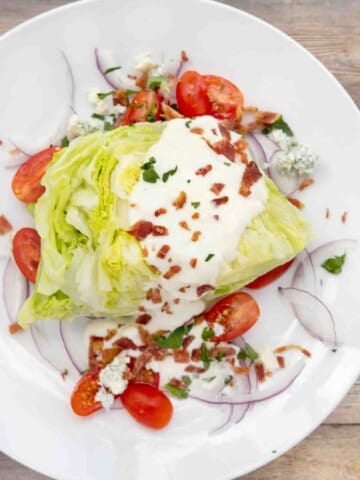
[210,139,236,162]
[157,244,170,259]
[141,247,148,258]
[287,197,304,209]
[146,287,162,304]
[325,207,330,219]
[218,124,231,141]
[174,298,180,304]
[213,214,219,221]
[212,195,229,206]
[174,349,190,363]
[138,326,155,346]
[185,364,206,374]
[341,211,348,223]
[258,111,280,125]
[163,265,181,279]
[161,302,172,314]
[129,220,153,240]
[189,258,197,269]
[0,139,3,145]
[168,377,183,388]
[112,89,128,106]
[133,350,153,376]
[181,50,189,62]
[179,221,190,231]
[173,191,187,209]
[153,225,169,236]
[234,138,248,153]
[273,344,311,357]
[0,215,12,235]
[8,323,23,335]
[136,313,152,325]
[179,285,190,293]
[191,348,201,362]
[152,347,167,361]
[161,102,183,120]
[89,336,104,369]
[113,337,138,350]
[210,183,225,195]
[239,151,249,164]
[210,346,236,358]
[232,366,251,375]
[255,362,266,382]
[190,127,204,135]
[197,284,214,297]
[239,161,262,197]
[299,178,314,191]
[196,164,212,176]
[102,347,122,367]
[191,230,201,242]
[192,212,200,220]
[277,355,286,368]
[138,305,146,312]
[244,106,258,113]
[61,369,69,380]
[128,74,137,80]
[135,72,148,90]
[104,329,117,341]
[182,335,195,349]
[154,207,167,217]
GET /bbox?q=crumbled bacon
[191,230,201,242]
[89,336,104,369]
[239,161,262,197]
[157,244,170,259]
[161,302,172,314]
[8,323,22,335]
[287,197,304,209]
[232,366,250,375]
[189,258,197,269]
[174,298,180,304]
[185,365,206,374]
[179,221,190,230]
[277,355,286,368]
[142,247,148,258]
[153,225,169,236]
[132,350,153,376]
[258,111,280,125]
[174,349,190,363]
[179,285,190,293]
[299,178,314,191]
[136,313,152,325]
[0,139,3,145]
[195,164,212,176]
[212,196,229,206]
[113,337,138,350]
[138,326,155,346]
[341,211,348,223]
[255,362,266,382]
[239,151,249,164]
[173,191,187,209]
[190,127,204,135]
[192,212,200,220]
[112,89,128,106]
[197,284,214,297]
[152,347,167,361]
[155,207,167,217]
[244,106,258,113]
[104,329,117,341]
[234,138,248,154]
[210,139,236,162]
[273,344,311,357]
[0,215,12,235]
[102,347,122,366]
[218,124,231,141]
[210,183,225,195]
[213,214,219,221]
[182,335,195,349]
[325,207,330,219]
[191,348,201,362]
[163,265,181,279]
[129,220,153,240]
[181,50,189,62]
[146,287,162,304]
[161,102,183,120]
[135,72,149,90]
[210,346,236,358]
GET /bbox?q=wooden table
[0,1,359,479]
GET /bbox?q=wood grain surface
[0,1,359,479]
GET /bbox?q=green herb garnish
[262,115,293,136]
[201,327,215,341]
[224,375,233,385]
[154,324,193,349]
[203,376,216,383]
[162,166,178,183]
[200,343,211,370]
[321,253,346,275]
[205,253,215,262]
[60,136,69,147]
[97,91,115,100]
[148,75,169,92]
[141,156,160,183]
[224,162,231,166]
[237,343,259,363]
[182,375,192,387]
[104,121,115,131]
[215,351,226,361]
[104,66,121,75]
[165,383,189,399]
[191,201,200,209]
[91,113,105,121]
[145,112,156,122]
[185,120,192,128]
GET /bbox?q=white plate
[0,1,359,479]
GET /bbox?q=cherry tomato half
[205,292,260,342]
[246,260,294,289]
[176,70,211,117]
[202,74,244,120]
[12,228,41,283]
[71,369,102,417]
[11,146,60,203]
[121,91,161,125]
[121,383,173,429]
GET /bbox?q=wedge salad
[3,49,331,431]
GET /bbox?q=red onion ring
[30,324,63,373]
[2,258,29,324]
[59,321,84,374]
[94,48,121,90]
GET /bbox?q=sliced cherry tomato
[12,228,41,283]
[71,369,102,417]
[202,74,244,120]
[121,91,161,125]
[176,70,211,117]
[246,260,294,289]
[11,146,60,203]
[121,383,173,429]
[205,292,260,342]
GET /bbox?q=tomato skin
[202,74,244,120]
[176,70,211,117]
[121,383,173,429]
[246,260,294,289]
[71,370,103,417]
[12,228,41,283]
[205,292,260,342]
[11,146,60,203]
[121,91,161,125]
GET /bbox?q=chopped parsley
[104,121,115,131]
[165,383,189,399]
[215,351,226,361]
[148,75,169,92]
[205,253,215,262]
[191,201,200,209]
[91,113,105,121]
[162,165,178,183]
[224,375,233,385]
[237,343,259,363]
[321,253,346,274]
[154,324,193,349]
[141,156,160,183]
[182,375,192,387]
[201,327,215,341]
[200,343,211,370]
[125,89,139,105]
[145,112,156,122]
[224,162,231,166]
[187,179,191,183]
[97,91,115,100]
[60,136,69,147]
[104,66,121,75]
[203,376,216,383]
[262,115,293,136]
[185,120,192,128]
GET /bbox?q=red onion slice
[268,151,299,196]
[279,286,337,346]
[30,324,63,373]
[59,317,89,374]
[252,132,279,163]
[95,48,122,89]
[59,49,76,112]
[2,258,29,324]
[247,133,267,170]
